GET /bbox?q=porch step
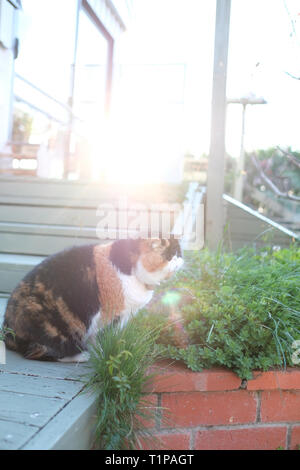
[0,253,44,294]
[0,297,97,450]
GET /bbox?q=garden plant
[85,243,300,449]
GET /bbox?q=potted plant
[0,328,6,364]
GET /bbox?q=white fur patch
[82,253,184,346]
[166,255,184,273]
[85,311,102,344]
[117,272,154,327]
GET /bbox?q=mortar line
[143,421,300,434]
[256,391,261,422]
[156,393,162,430]
[286,425,292,450]
[189,429,195,450]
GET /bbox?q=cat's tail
[4,331,56,361]
[23,343,54,361]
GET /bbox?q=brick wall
[140,361,300,450]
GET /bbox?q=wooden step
[0,297,97,450]
[0,253,44,293]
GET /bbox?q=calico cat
[3,238,183,362]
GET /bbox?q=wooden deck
[0,297,97,450]
[0,176,189,450]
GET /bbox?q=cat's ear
[109,239,140,275]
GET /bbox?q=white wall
[0,46,14,149]
[110,0,132,29]
[0,0,17,151]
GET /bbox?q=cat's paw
[58,351,90,363]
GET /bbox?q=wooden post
[234,103,247,201]
[205,0,231,250]
[228,96,266,201]
[64,0,81,178]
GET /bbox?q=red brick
[141,432,191,450]
[161,391,257,427]
[247,368,300,391]
[247,371,278,390]
[276,369,300,390]
[261,390,300,422]
[195,426,287,450]
[135,394,158,429]
[290,425,300,450]
[145,361,241,393]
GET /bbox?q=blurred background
[0,0,299,233]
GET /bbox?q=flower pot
[0,340,6,364]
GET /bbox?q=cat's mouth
[168,255,184,272]
[144,282,158,290]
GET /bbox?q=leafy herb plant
[83,244,299,450]
[139,244,300,380]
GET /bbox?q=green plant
[12,109,33,143]
[243,147,300,222]
[138,243,300,380]
[84,319,162,450]
[0,326,14,342]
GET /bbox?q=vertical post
[205,0,231,250]
[0,0,18,149]
[105,38,114,118]
[64,0,81,178]
[233,103,246,201]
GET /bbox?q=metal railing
[0,74,85,177]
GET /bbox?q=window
[15,0,78,106]
[74,8,110,126]
[8,0,113,179]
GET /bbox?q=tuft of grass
[84,319,163,450]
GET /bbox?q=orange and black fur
[2,238,183,362]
